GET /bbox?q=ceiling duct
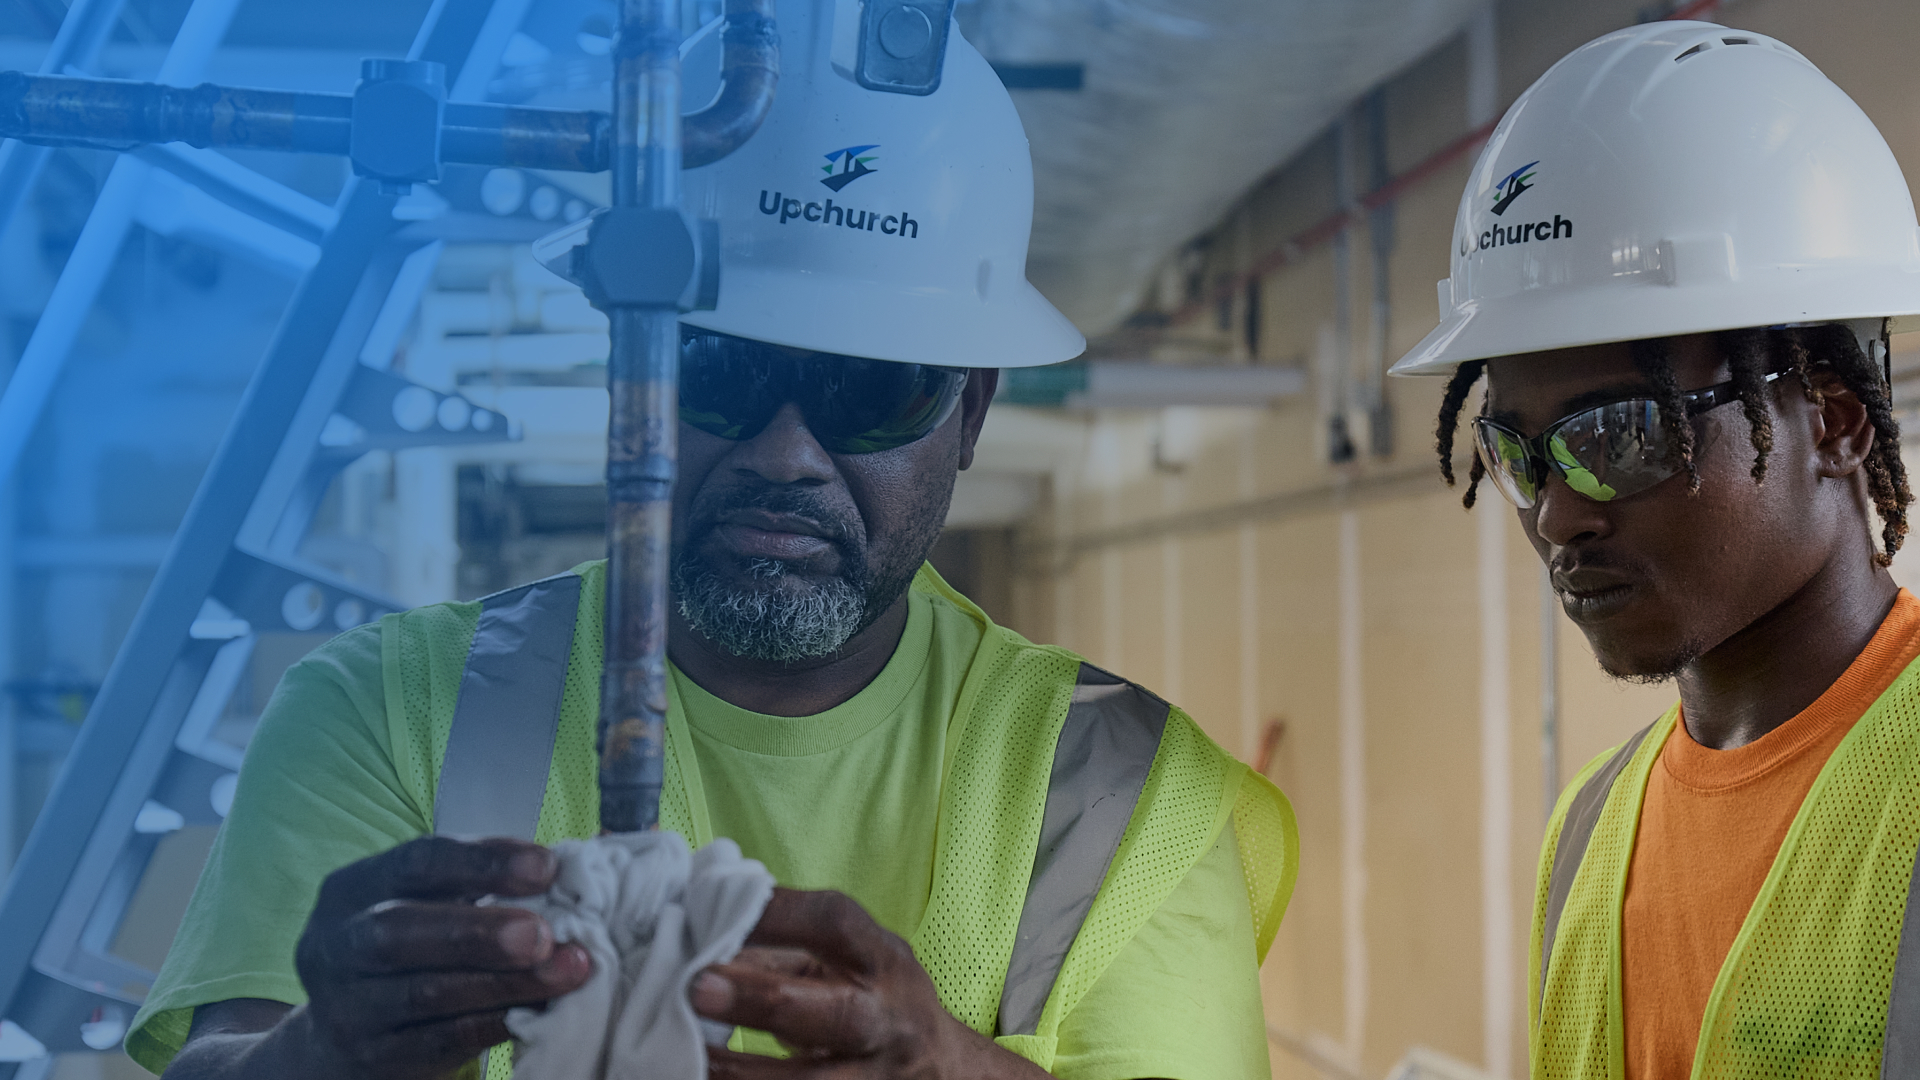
[960,0,1488,334]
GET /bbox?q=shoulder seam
[474,567,582,606]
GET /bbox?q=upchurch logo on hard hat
[1460,161,1571,257]
[821,145,880,191]
[1461,212,1573,257]
[758,189,922,238]
[1490,161,1539,216]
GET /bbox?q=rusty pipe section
[683,0,779,169]
[442,103,610,173]
[0,71,354,155]
[596,0,683,835]
[599,305,678,835]
[0,70,611,171]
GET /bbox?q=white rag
[503,833,775,1080]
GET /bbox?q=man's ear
[957,368,999,471]
[1807,370,1876,479]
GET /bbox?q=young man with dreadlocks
[1395,22,1920,1080]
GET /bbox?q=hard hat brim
[1391,265,1920,376]
[682,266,1086,369]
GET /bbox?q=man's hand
[164,837,591,1080]
[690,889,1051,1080]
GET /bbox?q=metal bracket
[532,208,719,313]
[351,59,448,193]
[212,548,398,635]
[335,366,516,449]
[855,0,957,96]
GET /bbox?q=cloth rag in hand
[504,833,775,1080]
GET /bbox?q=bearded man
[125,3,1296,1077]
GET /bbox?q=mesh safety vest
[1530,665,1920,1080]
[407,562,1298,1076]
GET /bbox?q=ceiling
[959,0,1487,335]
[0,0,1488,344]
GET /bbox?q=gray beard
[673,555,869,663]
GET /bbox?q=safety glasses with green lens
[1470,371,1783,509]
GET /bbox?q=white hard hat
[677,0,1085,368]
[1391,21,1920,376]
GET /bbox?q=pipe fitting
[683,0,779,169]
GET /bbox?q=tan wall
[998,0,1920,1076]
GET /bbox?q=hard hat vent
[1670,29,1810,67]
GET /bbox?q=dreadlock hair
[1435,360,1487,508]
[1791,323,1911,565]
[1632,337,1700,493]
[1430,323,1912,565]
[1722,328,1777,484]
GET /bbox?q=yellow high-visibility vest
[1531,668,1920,1080]
[411,561,1297,1075]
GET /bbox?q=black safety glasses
[678,329,968,455]
[1471,371,1782,509]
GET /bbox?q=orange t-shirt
[1620,589,1920,1080]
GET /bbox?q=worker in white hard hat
[126,3,1297,1079]
[1400,21,1920,1080]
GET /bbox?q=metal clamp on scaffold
[533,207,722,314]
[350,59,446,192]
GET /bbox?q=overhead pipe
[0,73,613,172]
[0,0,775,180]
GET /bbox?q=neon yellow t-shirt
[128,586,1270,1079]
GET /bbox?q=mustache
[1548,549,1647,588]
[686,484,864,548]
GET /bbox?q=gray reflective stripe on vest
[1537,721,1655,1015]
[997,663,1170,1038]
[1884,840,1920,1077]
[432,573,582,841]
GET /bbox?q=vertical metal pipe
[638,1,682,209]
[1328,116,1356,463]
[1478,498,1513,1080]
[1465,5,1499,131]
[1363,89,1394,458]
[599,0,682,834]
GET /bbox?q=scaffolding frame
[0,0,533,1072]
